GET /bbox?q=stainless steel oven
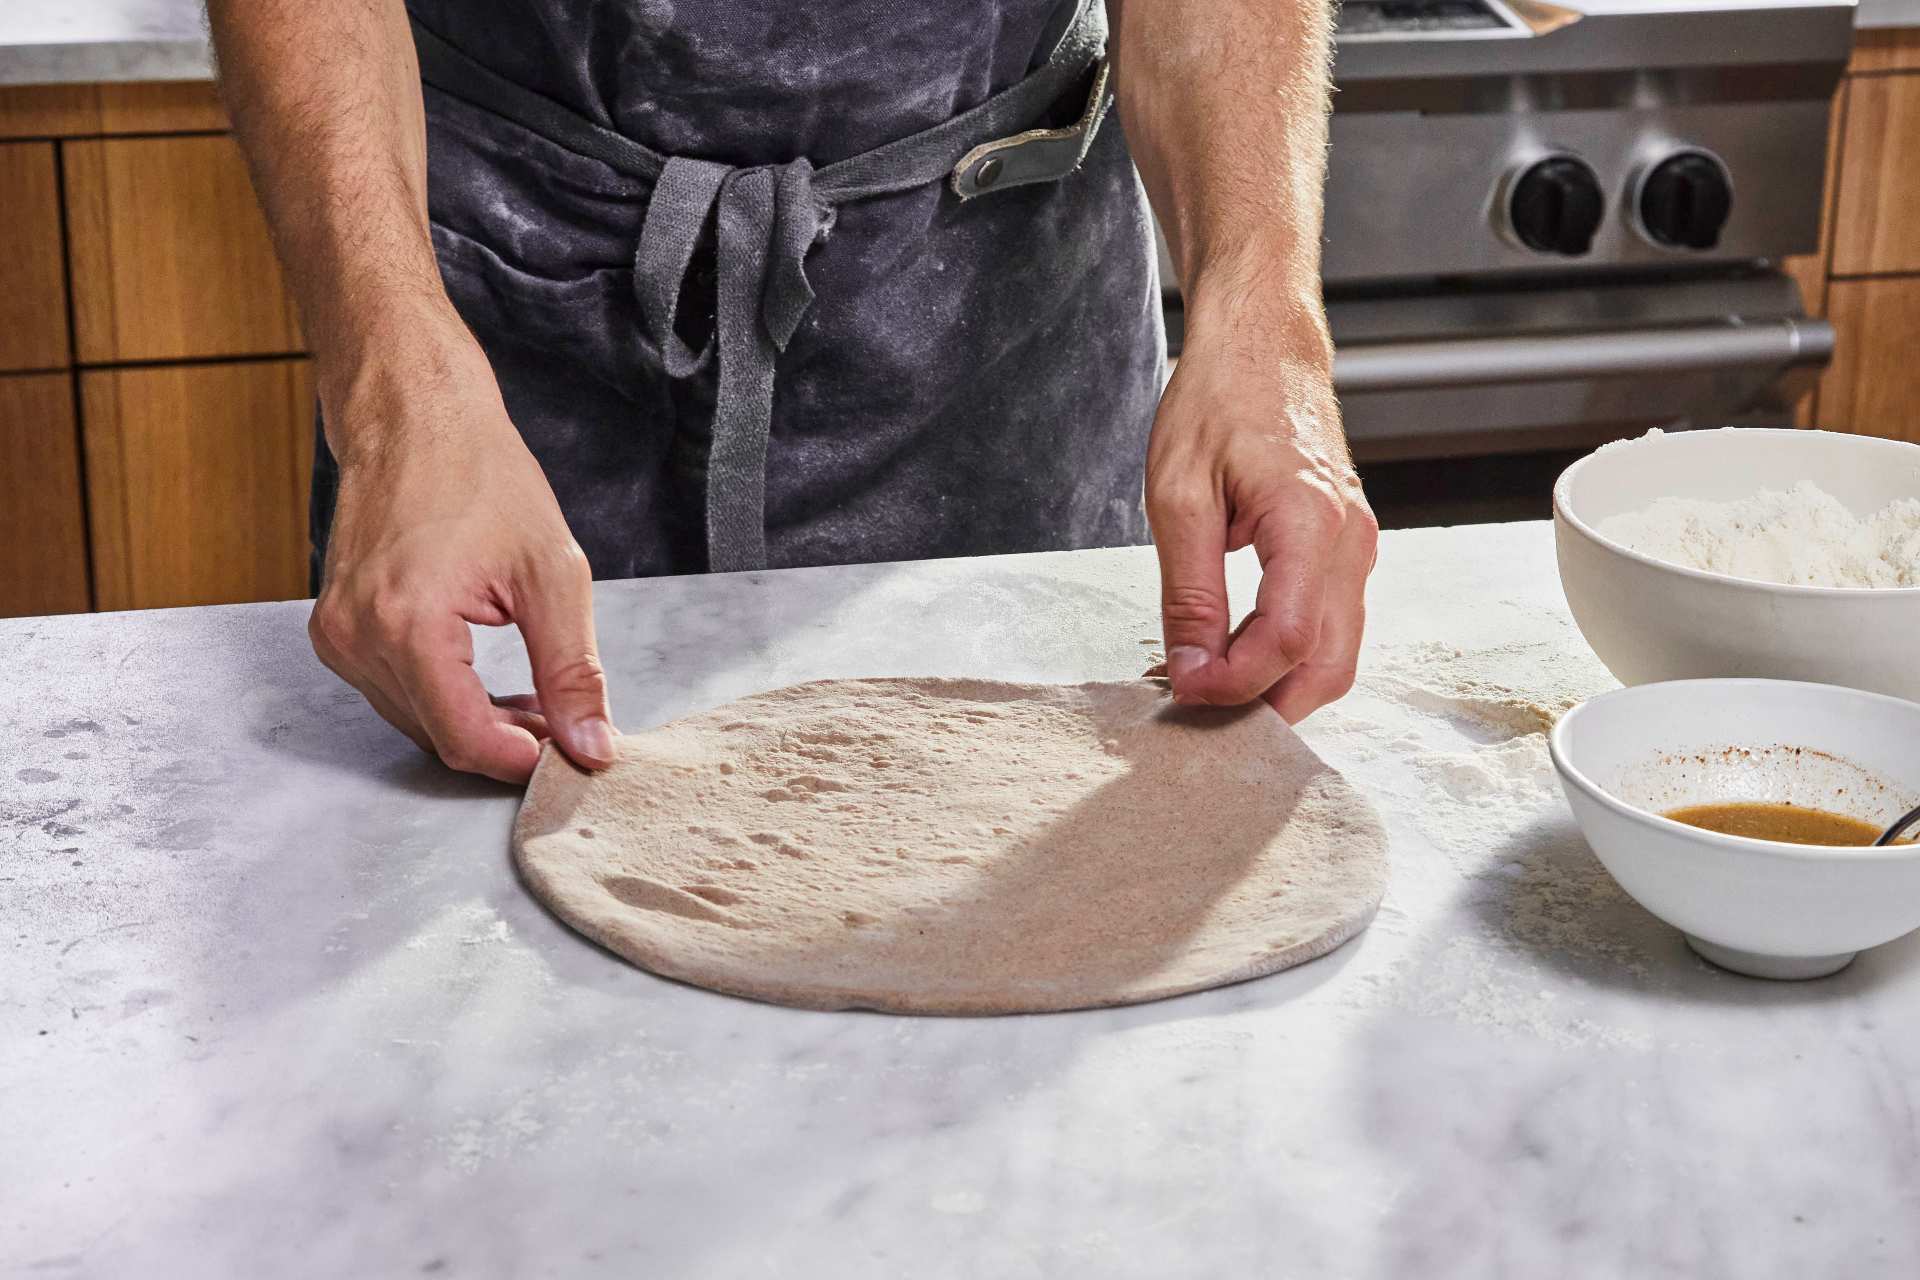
[1163,0,1854,462]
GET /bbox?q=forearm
[1109,0,1335,366]
[207,0,469,453]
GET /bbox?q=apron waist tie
[410,3,1114,571]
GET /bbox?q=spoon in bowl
[1874,801,1920,847]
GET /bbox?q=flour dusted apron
[309,0,1163,580]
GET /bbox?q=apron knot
[762,158,828,352]
[632,155,830,377]
[632,155,835,571]
[629,153,836,571]
[632,155,728,378]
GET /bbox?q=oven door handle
[1332,318,1835,393]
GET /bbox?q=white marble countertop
[5,522,1919,1278]
[1860,0,1920,27]
[2,1,1914,88]
[0,1,209,88]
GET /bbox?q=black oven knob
[1638,152,1733,250]
[1509,157,1604,256]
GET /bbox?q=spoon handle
[1875,801,1920,847]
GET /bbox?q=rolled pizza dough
[512,678,1388,1014]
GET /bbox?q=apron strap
[708,159,826,571]
[950,58,1113,200]
[953,0,1114,200]
[411,21,664,182]
[633,157,727,379]
[410,4,1111,573]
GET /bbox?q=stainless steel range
[1169,0,1855,462]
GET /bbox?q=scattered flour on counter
[1404,718,1654,978]
[1337,721,1657,1049]
[1295,704,1416,765]
[439,1096,547,1175]
[1597,481,1920,588]
[402,901,518,952]
[342,900,555,1034]
[1340,633,1661,1053]
[1412,734,1557,818]
[1342,933,1652,1051]
[1363,635,1617,739]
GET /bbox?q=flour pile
[1596,481,1920,588]
[1363,635,1617,739]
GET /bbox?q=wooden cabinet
[1830,73,1920,276]
[1849,27,1920,74]
[0,81,226,140]
[0,80,315,618]
[1789,30,1920,436]
[1814,279,1920,443]
[64,134,302,364]
[81,360,314,611]
[0,374,91,617]
[0,143,70,372]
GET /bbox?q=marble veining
[4,524,1918,1278]
[0,0,210,87]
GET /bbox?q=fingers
[387,613,545,783]
[1148,479,1232,700]
[1220,509,1331,698]
[488,694,551,741]
[1266,505,1377,722]
[312,611,434,753]
[1266,583,1366,723]
[1165,505,1330,706]
[312,599,546,784]
[491,692,542,713]
[361,673,438,755]
[376,663,550,763]
[517,543,618,770]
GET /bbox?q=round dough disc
[513,678,1388,1014]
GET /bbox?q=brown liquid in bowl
[1663,801,1908,847]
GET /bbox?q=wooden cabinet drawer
[1815,277,1920,443]
[0,143,71,372]
[0,81,227,140]
[1851,29,1920,75]
[0,374,91,617]
[1830,74,1920,277]
[64,134,303,364]
[81,360,315,610]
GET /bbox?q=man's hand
[1147,304,1377,722]
[308,324,616,784]
[204,2,608,781]
[1110,0,1365,719]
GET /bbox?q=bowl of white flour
[1554,428,1920,699]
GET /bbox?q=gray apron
[310,0,1163,580]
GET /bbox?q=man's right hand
[206,0,611,783]
[307,326,617,785]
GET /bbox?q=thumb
[518,545,617,769]
[1149,484,1231,702]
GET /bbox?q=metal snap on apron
[310,0,1163,581]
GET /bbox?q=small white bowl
[1550,678,1920,979]
[1554,428,1920,701]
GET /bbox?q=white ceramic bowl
[1554,428,1920,701]
[1550,678,1920,979]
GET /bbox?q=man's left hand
[1145,316,1378,722]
